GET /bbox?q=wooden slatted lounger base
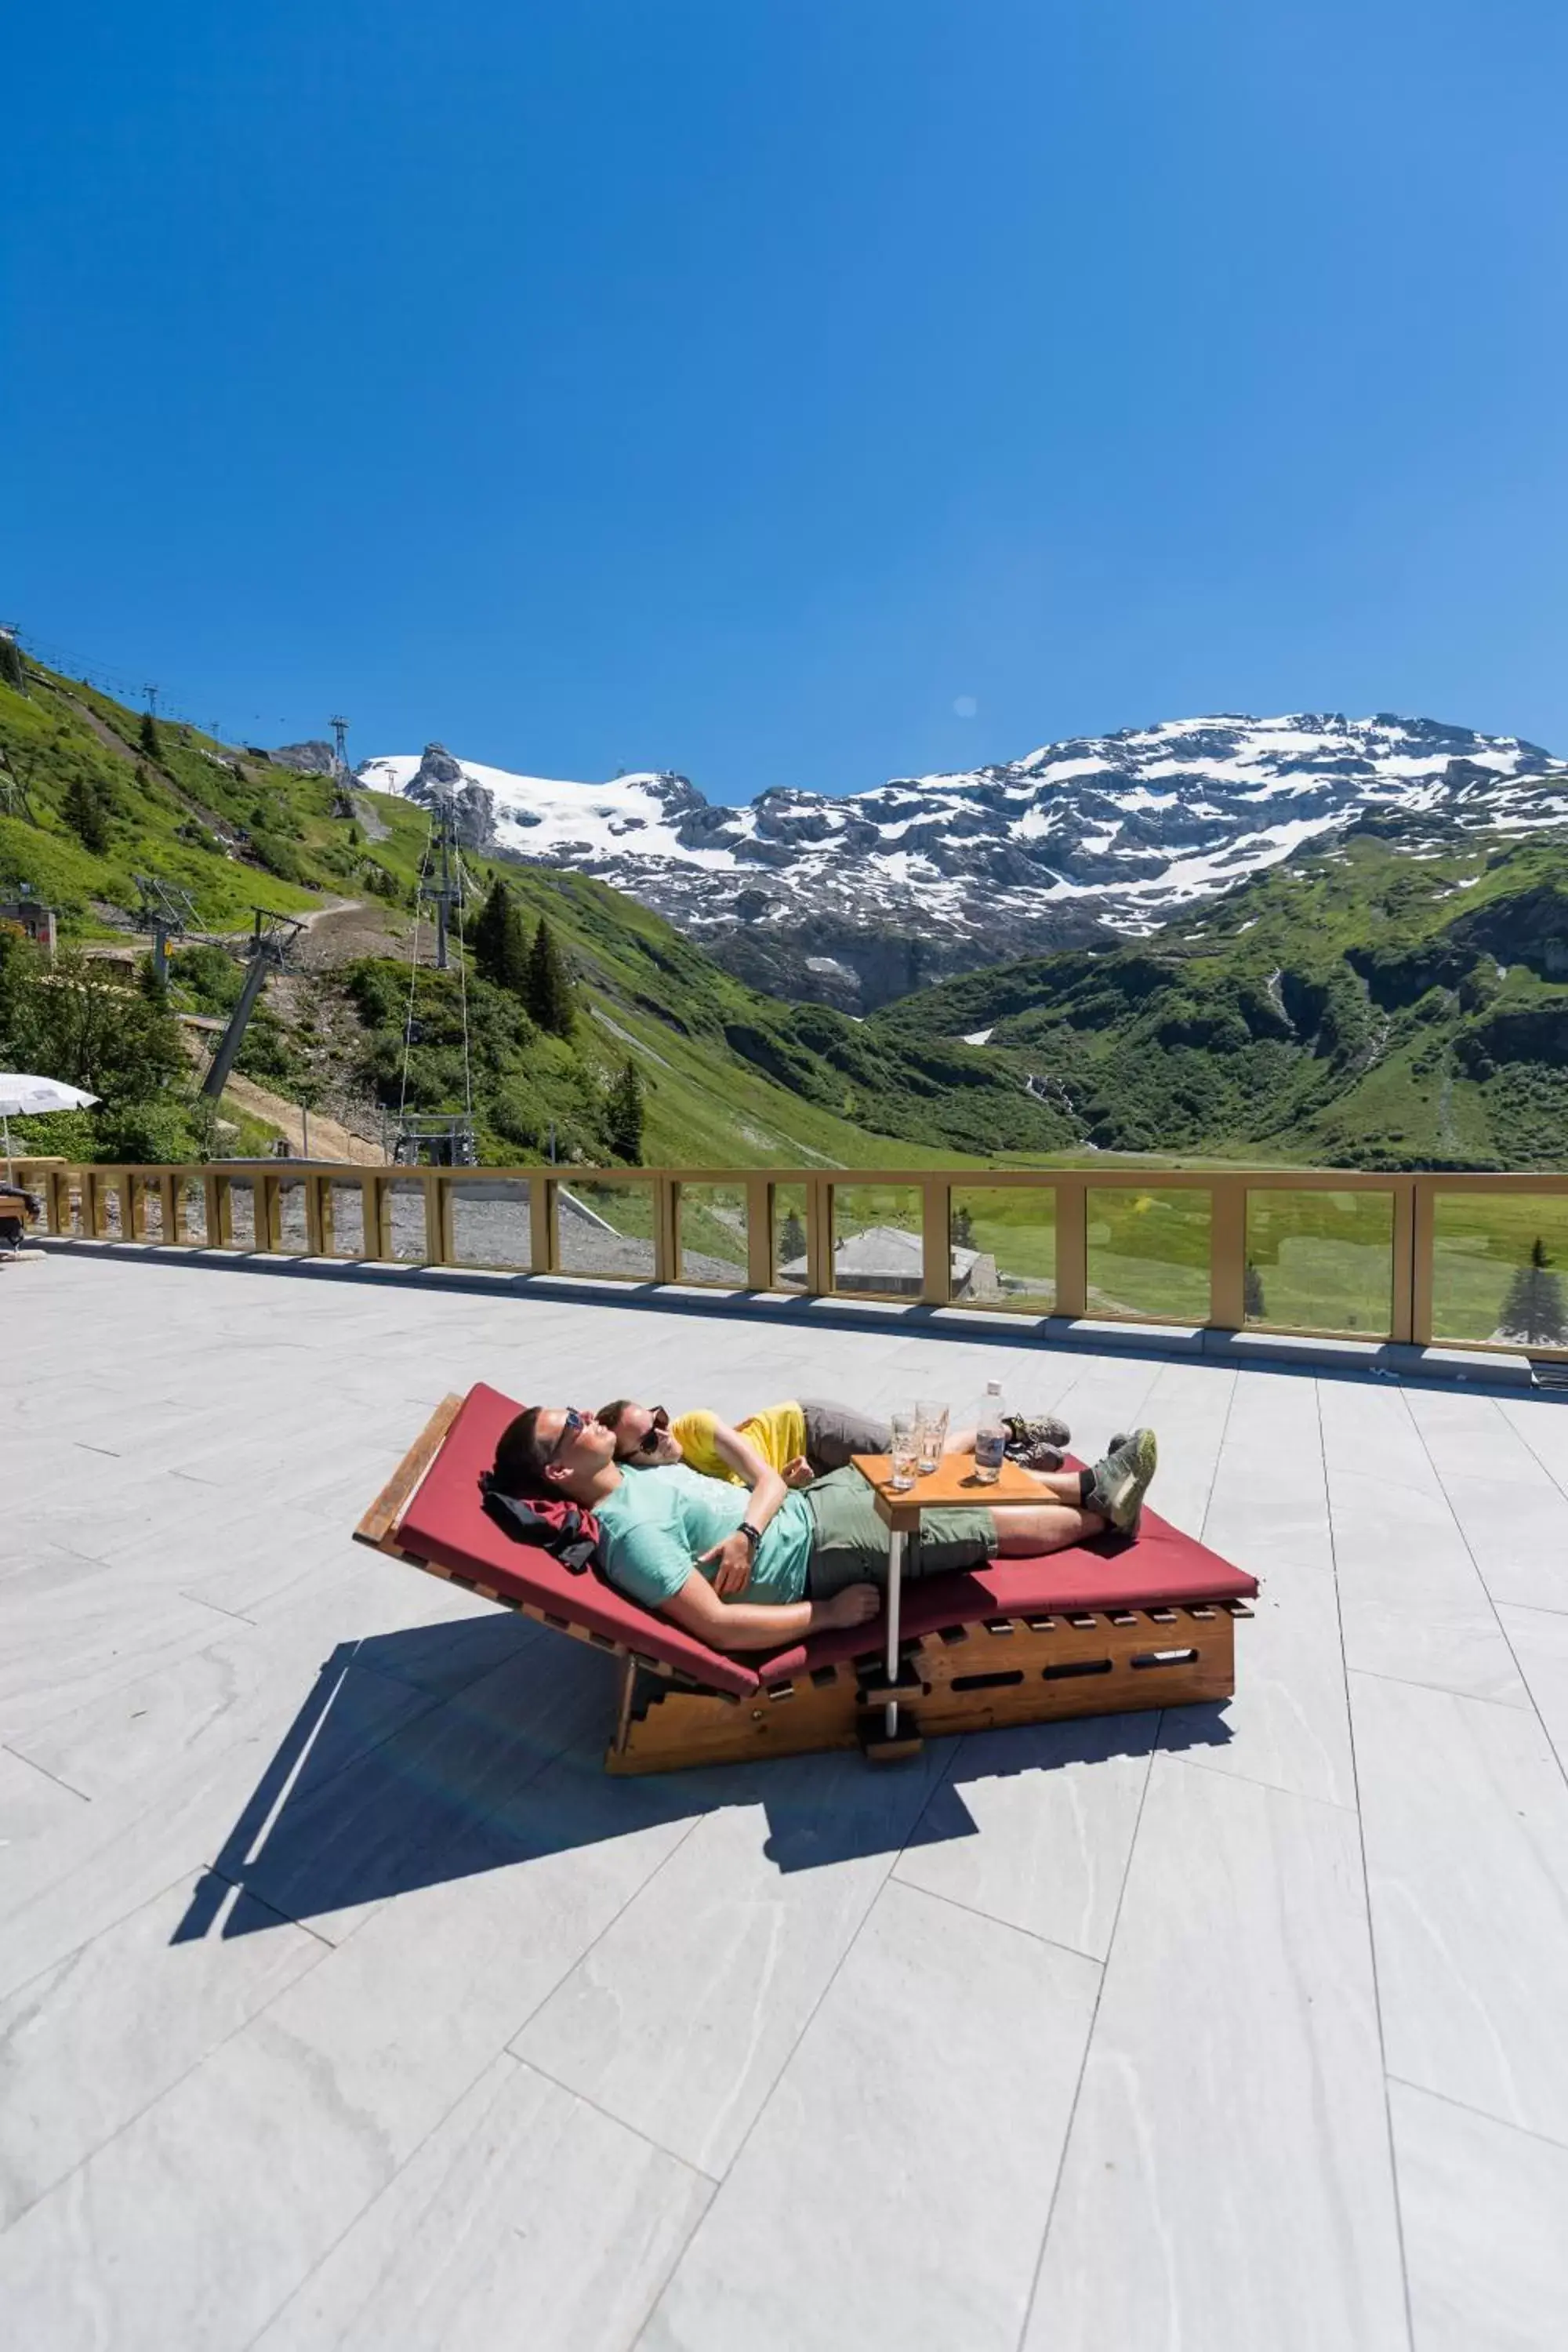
[354,1386,1258,1778]
[607,1601,1247,1773]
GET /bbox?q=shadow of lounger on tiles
[171,1613,1234,1944]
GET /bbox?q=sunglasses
[548,1407,587,1464]
[626,1406,670,1458]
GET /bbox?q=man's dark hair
[492,1407,551,1498]
[597,1398,633,1432]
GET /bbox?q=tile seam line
[1401,1401,1568,1801]
[1156,1745,1358,1813]
[882,1867,1109,1970]
[0,1861,334,2241]
[236,1805,713,2351]
[1383,2071,1568,2155]
[1344,1663,1536,1712]
[0,1740,93,1804]
[633,1760,957,2271]
[1348,1378,1420,2352]
[1015,1708,1164,2352]
[0,1666,448,1959]
[503,2049,724,2185]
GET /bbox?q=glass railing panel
[829,1183,924,1299]
[1432,1193,1568,1348]
[1244,1189,1395,1337]
[676,1183,749,1287]
[446,1178,532,1269]
[327,1181,365,1258]
[949,1185,1054,1312]
[178,1176,207,1244]
[1087,1187,1212,1323]
[223,1178,256,1248]
[91,1174,124,1238]
[773,1184,810,1291]
[270,1176,310,1254]
[382,1178,432,1262]
[130,1176,165,1242]
[556,1179,656,1279]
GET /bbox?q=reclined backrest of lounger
[387,1382,760,1697]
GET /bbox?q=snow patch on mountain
[359,713,1568,1010]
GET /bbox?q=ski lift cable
[397,826,434,1132]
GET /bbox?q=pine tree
[139,711,162,761]
[952,1203,976,1249]
[779,1206,807,1265]
[1243,1260,1267,1320]
[605,1058,644,1163]
[0,633,25,692]
[63,771,110,854]
[474,879,529,993]
[1497,1237,1568,1347]
[524,916,575,1035]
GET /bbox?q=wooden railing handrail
[20,1157,1568,1362]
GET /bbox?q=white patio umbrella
[0,1074,100,1181]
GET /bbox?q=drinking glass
[888,1410,918,1492]
[916,1401,949,1475]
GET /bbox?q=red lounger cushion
[752,1492,1258,1685]
[394,1382,761,1697]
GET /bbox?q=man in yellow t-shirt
[597,1396,1079,1486]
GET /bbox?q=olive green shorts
[801,1466,998,1599]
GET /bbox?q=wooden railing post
[1209,1178,1246,1330]
[205,1172,226,1247]
[1406,1178,1431,1347]
[807,1179,833,1296]
[421,1173,443,1265]
[252,1176,277,1252]
[921,1178,951,1306]
[529,1174,554,1273]
[304,1173,327,1258]
[746,1177,774,1290]
[1054,1178,1087,1318]
[359,1176,384,1259]
[654,1178,678,1283]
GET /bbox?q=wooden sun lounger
[354,1385,1258,1775]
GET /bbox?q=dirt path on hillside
[216,1073,389,1163]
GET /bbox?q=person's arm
[662,1569,880,1653]
[699,1420,793,1597]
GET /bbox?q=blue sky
[7,2,1567,798]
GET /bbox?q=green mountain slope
[0,657,1066,1166]
[869,826,1568,1168]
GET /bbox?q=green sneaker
[1004,1412,1072,1455]
[1087,1428,1158,1536]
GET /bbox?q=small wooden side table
[851,1453,1048,1747]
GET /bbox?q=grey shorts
[802,1466,997,1599]
[798,1397,891,1474]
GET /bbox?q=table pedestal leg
[884,1527,904,1739]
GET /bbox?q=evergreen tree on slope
[524,916,575,1036]
[1497,1236,1568,1346]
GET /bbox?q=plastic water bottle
[973,1380,1007,1484]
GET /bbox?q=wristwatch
[739,1522,762,1553]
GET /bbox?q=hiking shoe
[1086,1428,1158,1536]
[1004,1412,1071,1455]
[1014,1439,1067,1473]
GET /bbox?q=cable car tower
[393,790,477,1166]
[133,873,198,989]
[328,714,356,818]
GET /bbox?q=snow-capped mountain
[358,714,1568,1011]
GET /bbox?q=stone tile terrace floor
[3,1252,1568,2351]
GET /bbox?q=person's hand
[783,1455,815,1487]
[699,1533,753,1597]
[822,1582,880,1630]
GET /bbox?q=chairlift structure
[392,791,477,1167]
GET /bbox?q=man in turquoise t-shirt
[488,1405,1159,1655]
